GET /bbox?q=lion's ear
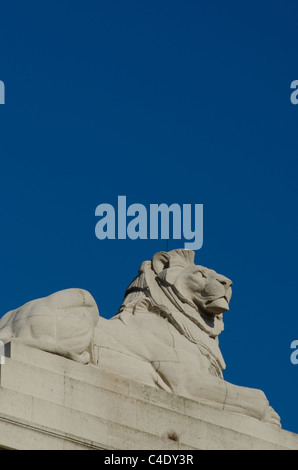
[152,252,170,275]
[153,249,195,275]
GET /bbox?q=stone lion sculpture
[0,249,280,427]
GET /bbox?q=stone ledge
[0,341,298,450]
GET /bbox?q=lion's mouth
[203,296,230,315]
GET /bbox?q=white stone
[2,248,298,449]
[0,341,297,450]
[0,249,281,428]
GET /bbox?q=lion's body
[94,311,222,395]
[0,249,281,426]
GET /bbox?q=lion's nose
[218,276,233,288]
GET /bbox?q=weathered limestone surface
[0,341,298,450]
[0,249,280,427]
[0,249,297,449]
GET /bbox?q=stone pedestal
[0,341,297,450]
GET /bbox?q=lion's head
[151,249,232,317]
[118,249,232,340]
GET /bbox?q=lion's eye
[195,270,207,279]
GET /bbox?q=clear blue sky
[0,0,298,433]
